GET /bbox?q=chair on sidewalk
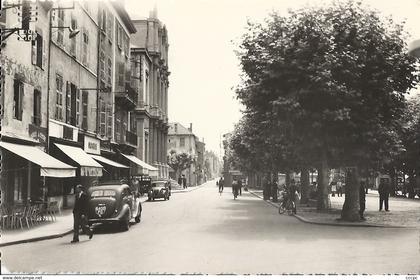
[46,201,59,221]
[0,205,12,230]
[14,205,30,230]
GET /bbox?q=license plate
[95,205,106,217]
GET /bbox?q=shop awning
[90,155,129,169]
[122,154,158,176]
[54,144,103,177]
[0,141,76,178]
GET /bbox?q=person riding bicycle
[279,180,297,214]
[232,179,239,199]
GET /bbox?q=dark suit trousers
[73,213,92,241]
[379,194,389,211]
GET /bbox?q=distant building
[168,122,198,186]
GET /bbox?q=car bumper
[88,209,127,224]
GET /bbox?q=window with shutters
[55,74,63,121]
[57,10,65,45]
[180,137,185,147]
[107,104,113,138]
[99,50,105,83]
[129,112,136,132]
[75,88,80,127]
[107,13,112,42]
[99,99,106,136]
[68,83,77,126]
[124,34,129,58]
[33,89,41,126]
[82,31,89,66]
[13,79,24,120]
[115,114,121,142]
[117,25,122,49]
[70,17,77,56]
[118,63,124,87]
[65,82,71,124]
[31,32,43,68]
[82,91,88,130]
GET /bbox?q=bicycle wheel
[278,204,286,214]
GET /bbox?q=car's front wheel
[135,211,141,223]
[120,210,130,231]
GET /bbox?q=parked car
[87,182,142,231]
[148,180,171,201]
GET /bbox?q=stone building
[0,0,168,209]
[0,1,76,207]
[130,10,170,179]
[168,123,199,186]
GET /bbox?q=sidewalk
[248,188,420,228]
[0,196,149,247]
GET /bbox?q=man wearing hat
[71,184,93,243]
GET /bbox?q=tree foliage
[167,150,194,177]
[232,1,419,220]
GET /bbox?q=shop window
[33,89,41,126]
[13,79,24,120]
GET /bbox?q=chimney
[189,123,192,132]
[174,123,178,133]
[149,4,158,19]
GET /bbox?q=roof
[111,1,137,34]
[168,122,194,136]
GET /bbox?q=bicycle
[278,191,296,215]
[233,186,238,199]
[219,186,223,195]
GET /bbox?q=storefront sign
[84,135,100,155]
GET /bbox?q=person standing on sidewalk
[359,180,366,220]
[378,179,390,211]
[71,184,93,243]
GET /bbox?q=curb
[171,183,207,193]
[247,190,413,229]
[0,229,73,248]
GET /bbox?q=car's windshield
[91,189,117,198]
[151,182,165,188]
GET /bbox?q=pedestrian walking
[336,181,343,197]
[271,181,278,202]
[71,184,93,243]
[378,179,390,211]
[238,179,243,196]
[330,182,337,197]
[182,175,187,189]
[219,177,224,194]
[359,181,366,220]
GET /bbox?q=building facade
[0,0,170,209]
[130,10,170,180]
[168,122,198,186]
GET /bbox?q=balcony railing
[115,84,138,110]
[126,130,138,146]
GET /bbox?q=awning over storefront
[90,155,129,169]
[54,144,103,177]
[122,154,159,176]
[0,141,76,177]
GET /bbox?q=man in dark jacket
[71,184,93,243]
[378,179,390,211]
[359,181,366,220]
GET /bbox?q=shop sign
[84,135,100,155]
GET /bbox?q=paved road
[2,180,420,274]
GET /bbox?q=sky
[124,0,420,157]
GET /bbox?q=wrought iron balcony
[115,84,138,110]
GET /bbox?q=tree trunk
[408,171,415,199]
[341,167,361,221]
[300,167,310,204]
[317,155,330,210]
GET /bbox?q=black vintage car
[87,182,142,231]
[148,180,171,201]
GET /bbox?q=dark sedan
[87,183,142,231]
[148,180,171,201]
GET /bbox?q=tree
[235,1,419,220]
[167,150,194,179]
